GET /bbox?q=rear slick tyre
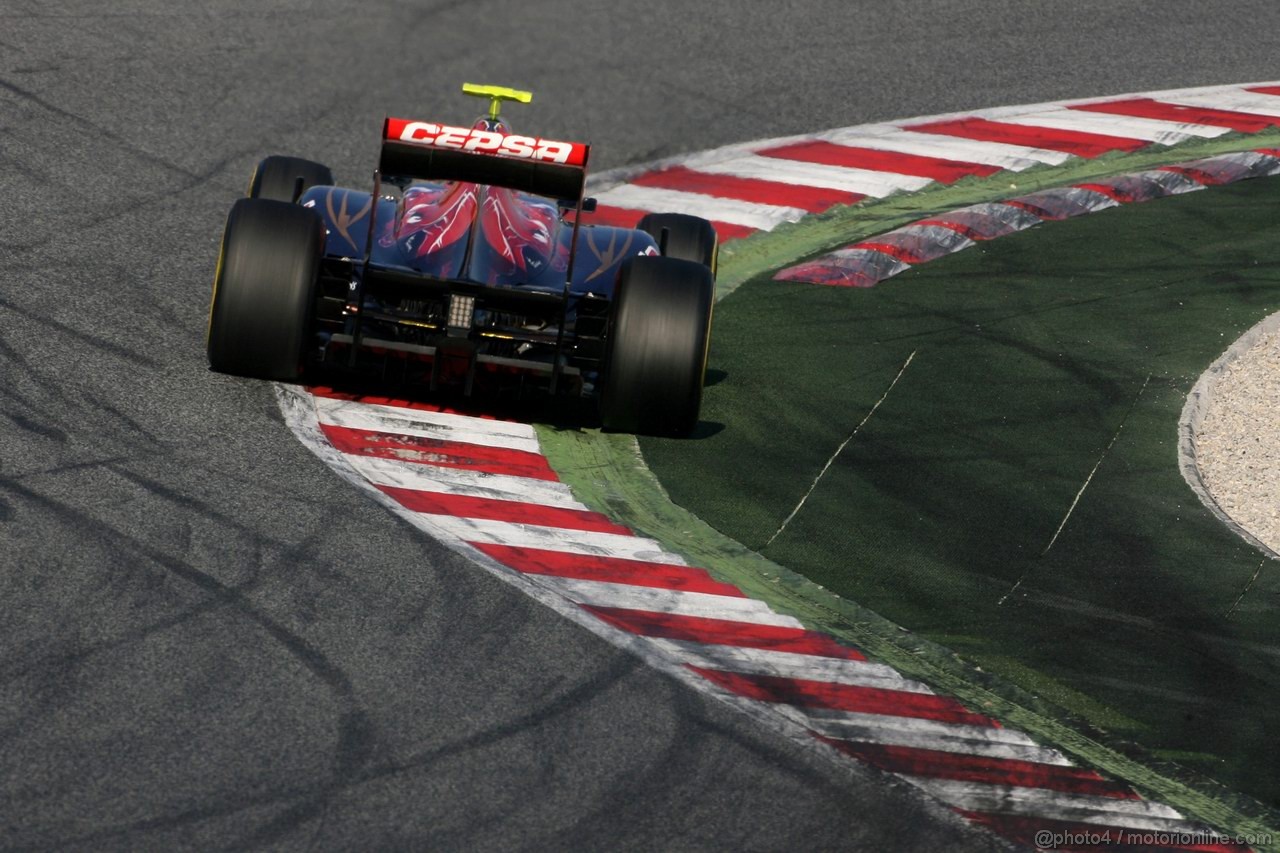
[600,255,714,436]
[207,198,325,381]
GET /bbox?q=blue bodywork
[299,184,657,298]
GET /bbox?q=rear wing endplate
[380,117,589,200]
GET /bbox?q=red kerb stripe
[319,423,559,481]
[379,485,632,534]
[1071,97,1278,134]
[1073,182,1131,203]
[821,740,1138,799]
[915,218,985,241]
[690,667,997,728]
[759,141,999,182]
[472,543,745,597]
[308,387,505,419]
[581,606,867,660]
[631,166,864,213]
[582,204,644,229]
[1244,84,1280,97]
[853,241,926,264]
[1158,165,1225,186]
[907,117,1146,158]
[1003,198,1057,219]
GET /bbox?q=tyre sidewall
[600,255,714,435]
[248,155,334,202]
[637,212,718,274]
[207,198,325,381]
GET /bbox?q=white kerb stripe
[876,223,975,253]
[1126,169,1208,195]
[592,184,806,230]
[647,638,933,694]
[533,576,804,629]
[795,706,1046,749]
[994,107,1230,143]
[950,202,1046,229]
[1161,90,1280,119]
[426,515,686,564]
[820,126,1072,168]
[901,778,1201,834]
[827,248,913,271]
[1218,149,1280,171]
[805,714,1074,767]
[342,454,584,509]
[315,402,542,454]
[313,395,537,439]
[692,154,934,197]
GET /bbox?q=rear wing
[380,118,589,200]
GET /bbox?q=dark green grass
[640,176,1280,805]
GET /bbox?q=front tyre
[637,212,718,275]
[207,198,325,381]
[248,155,334,202]
[599,255,714,436]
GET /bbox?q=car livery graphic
[207,83,718,435]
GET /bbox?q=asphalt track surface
[4,1,1280,849]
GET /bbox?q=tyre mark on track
[0,76,201,181]
[6,412,67,443]
[54,653,643,848]
[0,297,161,368]
[0,475,378,843]
[0,152,244,256]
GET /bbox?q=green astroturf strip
[540,417,1280,846]
[638,176,1280,817]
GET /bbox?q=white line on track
[1000,376,1153,605]
[1035,432,1121,561]
[766,349,917,547]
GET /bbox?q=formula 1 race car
[206,83,717,435]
